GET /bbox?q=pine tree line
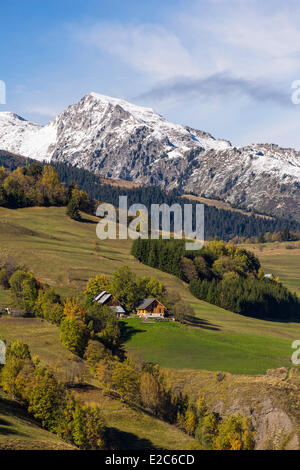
[131,238,300,320]
[0,152,299,240]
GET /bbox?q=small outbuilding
[94,291,126,317]
[5,308,27,317]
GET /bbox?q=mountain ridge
[0,92,299,220]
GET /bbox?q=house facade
[136,298,166,319]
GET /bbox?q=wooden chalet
[136,298,166,318]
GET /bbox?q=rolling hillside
[0,206,299,449]
[242,242,300,298]
[0,391,75,450]
[0,206,299,374]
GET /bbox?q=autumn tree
[28,365,65,431]
[111,266,138,312]
[136,276,166,301]
[169,300,195,324]
[63,297,85,321]
[110,360,140,402]
[70,187,93,214]
[33,288,63,325]
[140,372,160,413]
[84,340,108,374]
[60,317,89,356]
[9,270,40,312]
[85,274,112,305]
[195,413,218,449]
[214,414,255,450]
[184,409,198,435]
[71,402,105,449]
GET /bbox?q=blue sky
[1,0,300,148]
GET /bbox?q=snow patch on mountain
[0,112,56,162]
[0,92,299,220]
[0,93,231,163]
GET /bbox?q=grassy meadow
[0,206,300,449]
[243,242,300,298]
[0,206,299,375]
[123,318,294,374]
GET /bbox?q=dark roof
[136,298,165,310]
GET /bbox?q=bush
[214,414,255,450]
[84,340,108,373]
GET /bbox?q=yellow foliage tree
[85,274,112,301]
[63,297,85,321]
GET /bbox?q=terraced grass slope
[0,207,299,374]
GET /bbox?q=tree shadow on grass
[119,321,146,344]
[79,217,98,225]
[0,398,27,437]
[0,415,20,437]
[182,315,220,331]
[0,417,11,426]
[0,425,19,436]
[106,427,159,450]
[117,321,146,360]
[0,395,37,432]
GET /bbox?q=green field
[1,206,300,449]
[123,318,294,374]
[244,242,300,297]
[0,206,299,374]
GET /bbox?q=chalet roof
[94,291,113,304]
[137,298,165,310]
[98,293,112,305]
[95,291,107,302]
[95,291,126,310]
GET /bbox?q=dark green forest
[0,151,299,241]
[131,238,300,320]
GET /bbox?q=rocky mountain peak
[0,93,299,220]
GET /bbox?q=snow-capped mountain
[0,92,299,220]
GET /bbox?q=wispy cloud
[136,73,291,107]
[72,0,300,106]
[75,22,199,81]
[65,1,300,148]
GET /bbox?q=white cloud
[177,1,300,80]
[73,1,300,92]
[76,22,199,81]
[67,1,300,149]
